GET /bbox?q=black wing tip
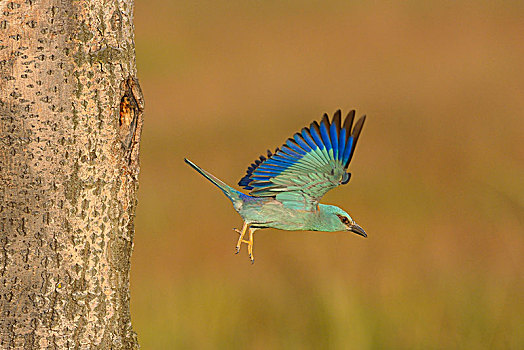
[317,109,359,128]
[352,114,366,136]
[321,113,330,127]
[344,112,367,168]
[320,108,365,136]
[332,110,342,131]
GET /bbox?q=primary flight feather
[185,109,367,263]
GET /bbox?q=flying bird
[185,109,367,263]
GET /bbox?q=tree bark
[0,0,143,348]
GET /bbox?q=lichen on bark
[0,0,143,348]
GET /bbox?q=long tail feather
[184,158,240,203]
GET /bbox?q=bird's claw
[233,222,256,264]
[233,227,244,254]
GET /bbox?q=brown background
[131,1,523,348]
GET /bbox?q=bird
[185,109,367,263]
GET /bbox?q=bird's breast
[239,197,317,231]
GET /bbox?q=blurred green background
[131,1,523,348]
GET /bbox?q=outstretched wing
[238,110,366,211]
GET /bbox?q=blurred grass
[131,1,523,348]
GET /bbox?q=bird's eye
[337,214,350,225]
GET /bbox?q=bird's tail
[184,158,242,204]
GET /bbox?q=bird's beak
[348,223,367,238]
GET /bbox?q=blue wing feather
[338,128,347,162]
[331,110,342,161]
[257,166,287,173]
[301,128,318,150]
[294,134,312,152]
[330,121,339,160]
[310,122,325,150]
[319,116,332,151]
[310,121,332,164]
[342,136,354,165]
[300,128,327,165]
[271,154,296,164]
[250,181,273,187]
[286,139,307,155]
[281,145,302,158]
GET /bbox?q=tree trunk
[0,0,143,348]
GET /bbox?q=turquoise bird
[185,109,366,263]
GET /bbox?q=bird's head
[318,204,367,237]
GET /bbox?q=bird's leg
[247,228,258,264]
[233,221,248,254]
